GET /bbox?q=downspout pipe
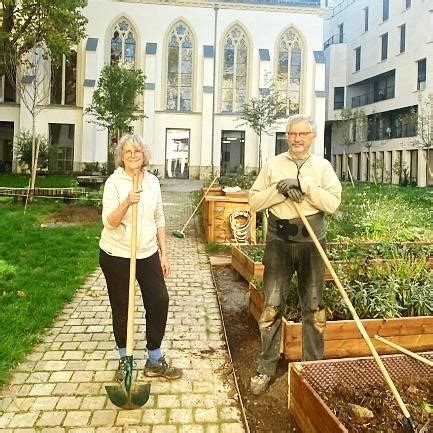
[211,6,218,177]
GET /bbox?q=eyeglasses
[287,131,312,138]
[123,149,143,158]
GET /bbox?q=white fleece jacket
[99,167,165,258]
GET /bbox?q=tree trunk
[258,132,262,171]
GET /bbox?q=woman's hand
[160,254,170,277]
[127,188,142,206]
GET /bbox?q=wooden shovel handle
[126,171,139,357]
[292,202,412,421]
[375,335,433,367]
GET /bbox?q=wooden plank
[289,365,347,433]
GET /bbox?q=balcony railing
[351,85,395,108]
[367,123,417,141]
[216,0,321,6]
[324,33,345,50]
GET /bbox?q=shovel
[106,170,151,409]
[292,202,416,433]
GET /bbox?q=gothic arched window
[276,29,303,115]
[111,19,136,65]
[221,26,248,113]
[166,22,193,111]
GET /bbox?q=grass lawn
[327,182,433,241]
[0,173,77,188]
[0,200,101,386]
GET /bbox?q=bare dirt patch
[45,205,101,225]
[213,265,299,433]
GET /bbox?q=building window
[381,33,388,61]
[49,123,74,172]
[406,0,411,9]
[220,130,245,174]
[364,7,369,32]
[334,87,344,109]
[275,132,286,155]
[50,51,77,105]
[0,69,16,103]
[221,26,248,113]
[111,19,136,65]
[417,58,426,90]
[383,0,389,22]
[338,23,344,43]
[399,24,406,53]
[166,22,193,112]
[355,47,361,71]
[409,150,418,185]
[276,28,303,115]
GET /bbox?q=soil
[45,205,101,224]
[212,264,433,433]
[212,265,300,433]
[319,378,432,432]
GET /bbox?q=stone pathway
[0,179,246,432]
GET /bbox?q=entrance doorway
[220,130,245,175]
[165,129,190,179]
[0,122,14,172]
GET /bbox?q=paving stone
[115,409,143,426]
[157,394,180,408]
[49,371,73,382]
[56,396,83,410]
[36,411,66,426]
[8,411,39,427]
[140,408,167,424]
[220,423,246,432]
[90,409,117,426]
[152,426,178,433]
[63,411,91,427]
[32,396,60,411]
[168,408,193,424]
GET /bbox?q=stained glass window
[111,20,136,65]
[167,22,193,111]
[221,27,248,113]
[276,29,303,115]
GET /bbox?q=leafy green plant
[14,130,52,171]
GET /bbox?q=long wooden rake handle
[293,202,415,432]
[126,171,139,357]
[179,175,219,233]
[374,335,433,367]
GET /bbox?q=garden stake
[105,171,151,409]
[172,174,219,238]
[374,335,433,367]
[293,202,416,433]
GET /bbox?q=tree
[411,93,433,182]
[238,86,286,171]
[338,108,367,186]
[0,0,87,205]
[84,63,146,165]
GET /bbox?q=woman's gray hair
[286,114,317,136]
[114,134,151,168]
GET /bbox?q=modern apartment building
[0,0,326,179]
[324,0,432,187]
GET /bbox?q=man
[248,114,342,395]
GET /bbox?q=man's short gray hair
[286,114,317,136]
[114,134,151,168]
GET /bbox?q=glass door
[165,129,190,179]
[220,130,245,175]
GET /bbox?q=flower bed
[249,277,433,360]
[288,352,433,432]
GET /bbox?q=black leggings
[99,249,169,350]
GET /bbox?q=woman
[99,134,182,381]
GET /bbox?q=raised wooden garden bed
[288,352,433,433]
[249,282,433,361]
[233,242,433,283]
[202,195,256,243]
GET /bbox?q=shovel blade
[106,383,151,410]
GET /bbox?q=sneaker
[143,356,182,380]
[114,357,127,382]
[250,372,271,395]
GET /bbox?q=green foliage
[205,242,231,254]
[238,85,286,170]
[85,64,146,141]
[14,130,52,170]
[327,182,433,241]
[219,173,257,190]
[0,0,88,64]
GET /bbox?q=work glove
[276,178,304,203]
